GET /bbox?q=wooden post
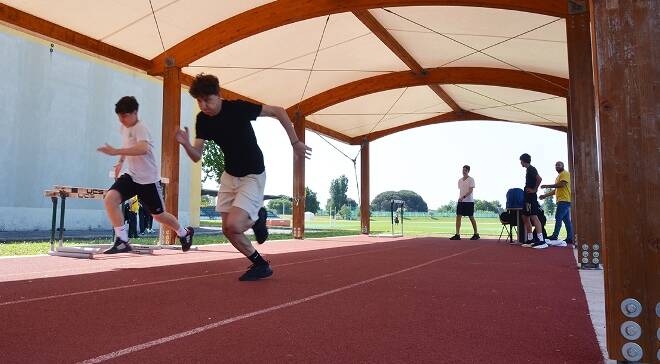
[292,113,306,239]
[360,139,370,235]
[565,99,578,237]
[161,58,181,244]
[589,1,659,362]
[566,1,602,268]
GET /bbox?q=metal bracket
[568,0,587,15]
[165,57,176,68]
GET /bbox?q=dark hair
[519,153,531,163]
[463,165,470,172]
[189,73,220,98]
[115,96,139,114]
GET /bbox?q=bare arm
[175,127,205,162]
[541,180,568,189]
[97,140,149,156]
[261,104,312,159]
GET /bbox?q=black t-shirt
[525,165,539,190]
[195,99,264,177]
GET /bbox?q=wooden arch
[148,0,567,74]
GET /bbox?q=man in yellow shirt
[540,161,573,244]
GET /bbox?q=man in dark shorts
[449,165,479,240]
[519,153,547,249]
[176,74,311,281]
[97,96,194,254]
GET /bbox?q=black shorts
[109,174,165,215]
[523,192,541,216]
[456,202,475,216]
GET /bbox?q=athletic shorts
[217,171,266,222]
[109,174,165,215]
[456,202,475,217]
[523,192,541,216]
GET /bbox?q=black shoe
[253,207,269,244]
[449,234,461,240]
[470,234,480,240]
[565,239,574,246]
[103,238,132,254]
[179,227,194,252]
[238,262,273,281]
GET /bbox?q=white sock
[537,233,544,242]
[527,233,533,241]
[176,226,188,237]
[114,226,128,242]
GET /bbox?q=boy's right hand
[175,127,190,146]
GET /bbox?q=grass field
[0,215,565,257]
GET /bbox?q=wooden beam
[360,140,370,234]
[428,84,463,112]
[565,1,601,270]
[353,9,424,74]
[160,63,181,244]
[0,3,150,71]
[347,110,564,143]
[352,9,462,111]
[289,67,568,117]
[589,0,659,362]
[292,114,306,239]
[149,0,567,75]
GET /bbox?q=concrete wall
[0,24,196,231]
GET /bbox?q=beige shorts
[216,171,266,221]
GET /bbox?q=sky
[203,119,568,211]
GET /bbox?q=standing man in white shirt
[449,165,479,240]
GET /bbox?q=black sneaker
[103,238,132,254]
[253,207,269,244]
[179,227,194,252]
[470,234,480,240]
[238,262,273,281]
[449,234,461,240]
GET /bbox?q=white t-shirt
[120,121,160,184]
[458,176,475,202]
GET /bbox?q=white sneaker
[532,241,549,249]
[547,239,567,247]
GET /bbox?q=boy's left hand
[293,141,312,159]
[97,143,117,156]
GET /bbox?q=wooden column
[589,1,659,362]
[161,59,181,244]
[292,113,306,239]
[360,140,370,235]
[565,99,578,234]
[566,1,601,267]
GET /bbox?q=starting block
[44,182,193,259]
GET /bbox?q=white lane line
[78,246,484,364]
[0,245,410,307]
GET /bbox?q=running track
[0,236,603,363]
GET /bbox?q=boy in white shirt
[449,165,479,240]
[97,96,194,254]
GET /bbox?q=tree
[327,175,349,214]
[542,188,556,215]
[267,197,292,215]
[200,195,215,207]
[370,190,428,212]
[201,141,224,184]
[305,187,320,213]
[437,200,457,213]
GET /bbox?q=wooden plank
[149,0,567,75]
[0,3,150,71]
[160,63,181,244]
[589,1,659,361]
[360,140,370,234]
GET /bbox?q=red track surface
[0,237,602,363]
